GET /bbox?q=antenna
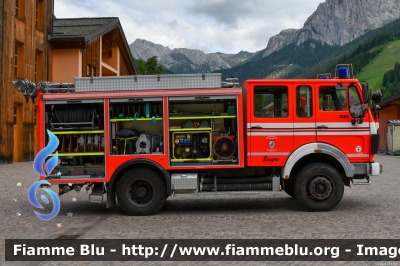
[310,47,328,77]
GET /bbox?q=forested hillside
[315,33,394,78]
[298,18,400,80]
[218,18,400,88]
[382,62,400,97]
[216,40,340,83]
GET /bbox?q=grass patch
[356,40,400,91]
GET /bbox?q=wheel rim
[306,175,333,201]
[127,178,155,207]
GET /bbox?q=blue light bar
[319,75,328,79]
[338,68,349,78]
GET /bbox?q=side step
[352,176,371,185]
[173,190,282,196]
[89,183,106,202]
[171,174,281,194]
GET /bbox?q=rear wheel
[294,163,344,211]
[117,168,166,215]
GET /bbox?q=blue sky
[55,0,323,54]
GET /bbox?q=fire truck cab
[13,64,382,215]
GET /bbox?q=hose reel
[213,135,236,160]
[50,105,98,130]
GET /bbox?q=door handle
[317,125,328,129]
[251,125,262,129]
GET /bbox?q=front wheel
[294,163,344,212]
[284,179,295,197]
[117,168,166,215]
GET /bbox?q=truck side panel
[246,81,294,167]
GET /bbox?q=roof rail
[221,77,239,88]
[41,82,75,92]
[317,73,332,79]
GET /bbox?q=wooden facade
[0,0,53,164]
[1,11,136,164]
[50,18,136,82]
[82,39,101,77]
[378,94,400,151]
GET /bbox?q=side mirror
[372,91,382,104]
[361,83,368,103]
[350,103,368,125]
[350,106,363,118]
[361,104,368,113]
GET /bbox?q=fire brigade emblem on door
[266,136,277,152]
[269,140,275,149]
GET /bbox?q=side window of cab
[254,86,288,118]
[296,86,312,118]
[319,86,346,111]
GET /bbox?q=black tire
[117,168,166,215]
[284,180,295,197]
[294,163,344,212]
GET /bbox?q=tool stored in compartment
[116,129,139,154]
[136,133,152,154]
[51,105,99,130]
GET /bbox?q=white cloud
[54,0,323,54]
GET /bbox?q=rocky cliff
[130,39,254,73]
[130,39,172,61]
[213,51,256,67]
[263,0,400,57]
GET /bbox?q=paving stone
[0,154,398,265]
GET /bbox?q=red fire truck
[13,64,382,215]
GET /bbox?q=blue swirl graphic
[30,130,61,221]
[28,180,60,221]
[33,130,59,176]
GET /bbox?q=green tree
[137,56,164,75]
[382,62,400,97]
[137,58,146,75]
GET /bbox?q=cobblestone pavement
[0,154,399,266]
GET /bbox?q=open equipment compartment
[44,99,105,179]
[109,97,164,155]
[168,95,239,166]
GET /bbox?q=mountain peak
[130,38,172,60]
[130,40,255,73]
[263,0,400,57]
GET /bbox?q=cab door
[315,83,370,162]
[246,82,293,167]
[293,83,316,149]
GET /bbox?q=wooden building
[0,4,137,164]
[378,93,400,151]
[49,17,137,83]
[0,0,53,164]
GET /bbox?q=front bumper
[371,162,382,176]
